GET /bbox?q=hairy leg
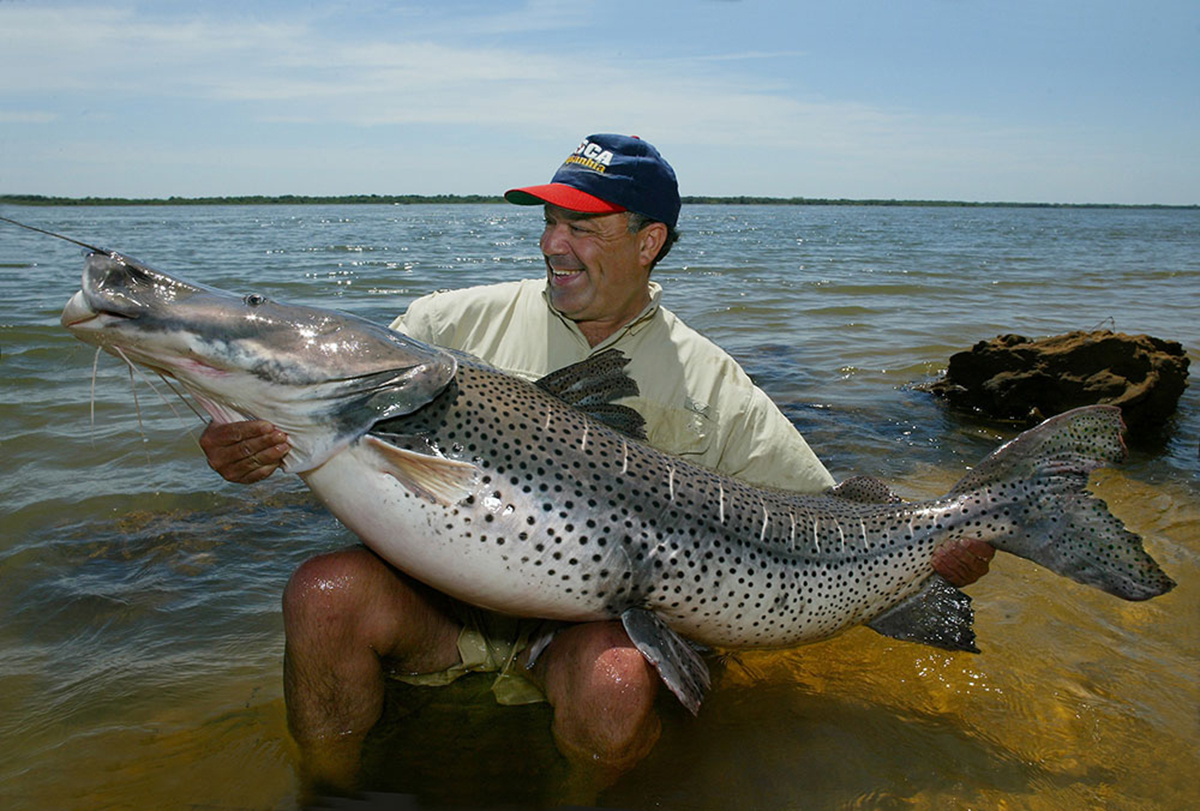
[281,545,462,793]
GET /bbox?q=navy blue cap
[505,134,680,229]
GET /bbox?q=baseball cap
[505,134,680,229]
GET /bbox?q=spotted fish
[57,242,1175,714]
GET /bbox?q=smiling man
[199,133,994,796]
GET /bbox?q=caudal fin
[950,405,1175,601]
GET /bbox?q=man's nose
[541,223,569,255]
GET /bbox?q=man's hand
[931,538,996,587]
[199,420,290,484]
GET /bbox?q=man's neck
[577,319,621,348]
[573,287,654,348]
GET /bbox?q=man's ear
[636,222,667,268]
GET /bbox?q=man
[200,134,994,794]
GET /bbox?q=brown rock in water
[922,330,1190,439]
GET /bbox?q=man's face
[540,204,653,339]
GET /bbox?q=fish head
[63,250,457,472]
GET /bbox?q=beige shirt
[390,278,834,493]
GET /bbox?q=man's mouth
[548,264,585,281]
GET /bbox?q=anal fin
[620,608,710,715]
[867,575,979,653]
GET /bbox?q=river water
[1,203,1196,809]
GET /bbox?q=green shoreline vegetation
[0,193,1195,210]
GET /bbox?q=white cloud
[0,2,1194,203]
[0,3,944,146]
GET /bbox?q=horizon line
[1,193,1196,210]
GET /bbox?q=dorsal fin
[534,349,647,440]
[827,475,903,504]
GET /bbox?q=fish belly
[300,441,619,622]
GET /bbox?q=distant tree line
[679,196,1196,209]
[0,193,1193,210]
[0,193,506,207]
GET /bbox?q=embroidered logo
[562,138,614,174]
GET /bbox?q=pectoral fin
[620,608,711,715]
[364,435,480,506]
[535,349,647,440]
[867,575,979,653]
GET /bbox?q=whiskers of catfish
[92,347,208,460]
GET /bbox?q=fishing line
[155,371,208,440]
[156,371,207,421]
[4,216,204,442]
[0,215,110,254]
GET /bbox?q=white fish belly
[301,441,617,621]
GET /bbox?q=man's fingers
[959,538,996,564]
[237,460,283,484]
[233,430,290,460]
[200,419,276,450]
[227,439,290,472]
[199,419,289,483]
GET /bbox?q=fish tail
[949,405,1175,601]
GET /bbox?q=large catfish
[52,237,1174,712]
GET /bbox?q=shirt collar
[541,281,663,352]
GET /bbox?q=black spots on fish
[396,362,965,641]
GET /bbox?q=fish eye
[244,293,267,307]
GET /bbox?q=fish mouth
[61,290,99,328]
[61,289,136,329]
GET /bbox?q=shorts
[389,605,562,706]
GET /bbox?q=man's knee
[544,622,659,718]
[539,622,661,768]
[283,546,462,671]
[283,546,384,635]
[583,627,657,705]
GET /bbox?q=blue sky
[1,0,1196,204]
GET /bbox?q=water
[0,203,1196,809]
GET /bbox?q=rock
[921,330,1190,439]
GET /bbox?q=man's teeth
[551,268,581,276]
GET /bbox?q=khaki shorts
[389,605,561,706]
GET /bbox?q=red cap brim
[504,183,626,214]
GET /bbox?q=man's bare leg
[528,621,662,801]
[280,538,991,799]
[281,546,462,793]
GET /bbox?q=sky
[0,0,1197,205]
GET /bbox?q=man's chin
[547,285,590,320]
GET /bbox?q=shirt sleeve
[389,294,435,340]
